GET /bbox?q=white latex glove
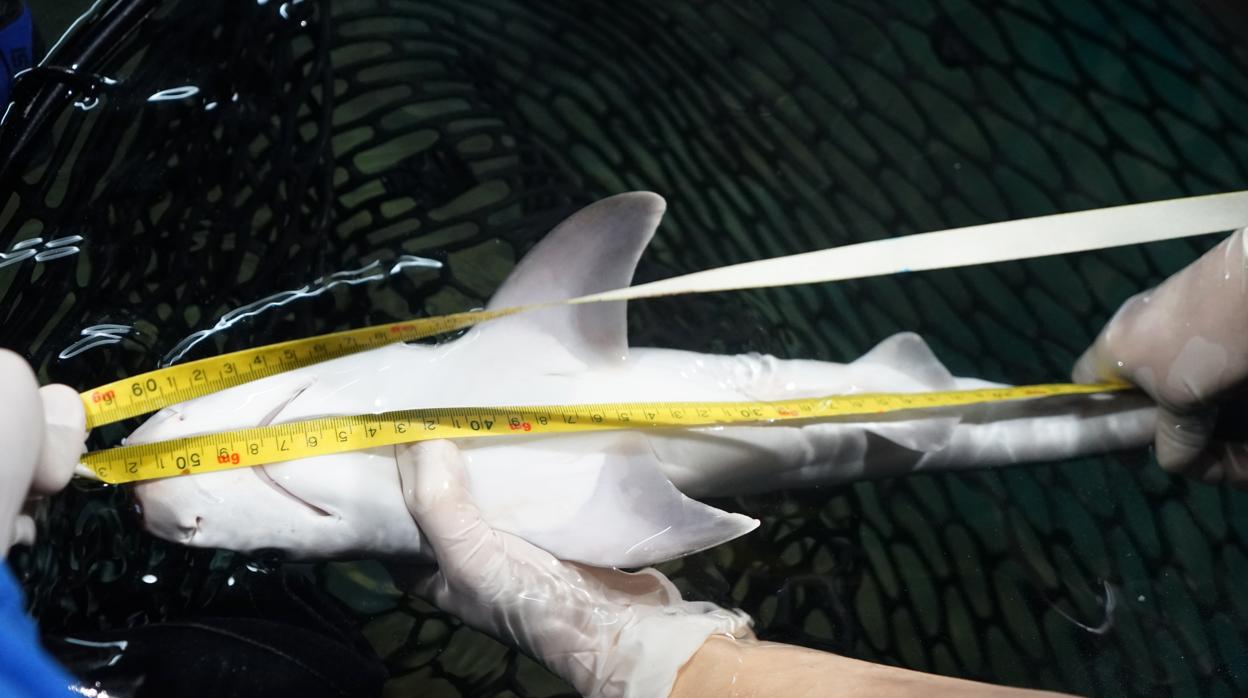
[393,440,753,698]
[1074,229,1248,486]
[0,349,87,555]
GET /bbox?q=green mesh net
[2,0,1247,695]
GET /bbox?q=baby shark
[127,193,1155,567]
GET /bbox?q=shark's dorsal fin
[482,192,665,365]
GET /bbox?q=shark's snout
[131,455,429,560]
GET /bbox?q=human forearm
[672,635,1075,698]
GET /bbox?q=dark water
[2,1,1247,696]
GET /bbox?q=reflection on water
[1,0,1246,696]
[0,233,83,269]
[160,255,440,366]
[59,324,132,360]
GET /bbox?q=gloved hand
[0,349,87,554]
[1074,228,1248,486]
[393,440,753,698]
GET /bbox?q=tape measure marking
[78,190,1247,430]
[80,306,527,428]
[83,382,1129,484]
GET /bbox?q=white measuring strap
[576,190,1248,303]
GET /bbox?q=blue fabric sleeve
[0,2,35,106]
[0,563,76,697]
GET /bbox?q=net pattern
[1,1,1246,695]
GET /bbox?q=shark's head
[127,369,428,558]
[128,192,759,566]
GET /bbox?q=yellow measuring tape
[81,383,1127,484]
[74,297,1131,485]
[80,306,525,429]
[76,190,1248,484]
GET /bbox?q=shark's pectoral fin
[477,192,666,366]
[460,432,758,568]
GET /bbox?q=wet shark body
[128,193,1156,568]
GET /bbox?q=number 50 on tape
[82,383,1127,485]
